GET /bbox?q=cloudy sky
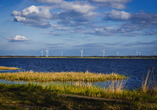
[0,0,157,56]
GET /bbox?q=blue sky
[0,0,157,56]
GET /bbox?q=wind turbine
[136,50,141,56]
[102,48,106,58]
[41,50,43,56]
[80,49,83,57]
[139,52,141,56]
[45,49,49,57]
[117,51,119,56]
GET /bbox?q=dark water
[0,58,157,90]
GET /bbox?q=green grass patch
[0,66,19,70]
[0,71,126,82]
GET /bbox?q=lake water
[0,58,157,90]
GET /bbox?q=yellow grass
[141,67,157,92]
[0,71,126,82]
[0,66,19,70]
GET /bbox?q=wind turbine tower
[45,49,49,57]
[102,48,106,58]
[136,50,141,56]
[41,50,43,56]
[117,51,119,56]
[154,51,156,55]
[80,49,83,57]
[139,52,141,56]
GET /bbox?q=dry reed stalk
[115,79,128,93]
[107,76,129,93]
[141,69,151,92]
[108,81,115,93]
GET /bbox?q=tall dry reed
[141,67,157,92]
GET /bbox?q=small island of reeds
[0,71,126,82]
[0,66,19,70]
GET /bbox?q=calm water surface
[0,58,157,90]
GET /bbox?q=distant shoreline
[0,56,157,59]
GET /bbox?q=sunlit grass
[0,71,126,82]
[0,66,19,70]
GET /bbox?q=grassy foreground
[0,71,126,82]
[0,69,156,109]
[0,66,19,70]
[0,83,157,110]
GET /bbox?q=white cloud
[104,10,157,25]
[88,0,131,9]
[11,11,21,16]
[42,32,62,36]
[11,0,157,37]
[11,1,97,28]
[60,1,96,14]
[7,35,29,42]
[55,27,70,31]
[131,12,157,25]
[11,5,54,28]
[12,16,52,28]
[33,0,63,4]
[105,27,118,31]
[90,0,131,3]
[12,5,52,19]
[21,5,52,19]
[72,28,114,36]
[34,0,96,13]
[34,0,96,14]
[110,2,125,9]
[104,10,131,20]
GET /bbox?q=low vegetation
[0,71,126,82]
[0,66,19,70]
[0,82,156,109]
[0,68,156,109]
[0,70,156,104]
[1,84,157,110]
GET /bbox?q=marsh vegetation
[0,71,126,82]
[1,84,157,110]
[0,66,156,109]
[0,66,19,70]
[0,79,156,109]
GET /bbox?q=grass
[0,66,19,70]
[0,71,126,82]
[0,68,156,109]
[0,79,156,103]
[1,85,157,110]
[0,82,156,109]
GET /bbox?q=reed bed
[0,66,19,70]
[0,71,126,82]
